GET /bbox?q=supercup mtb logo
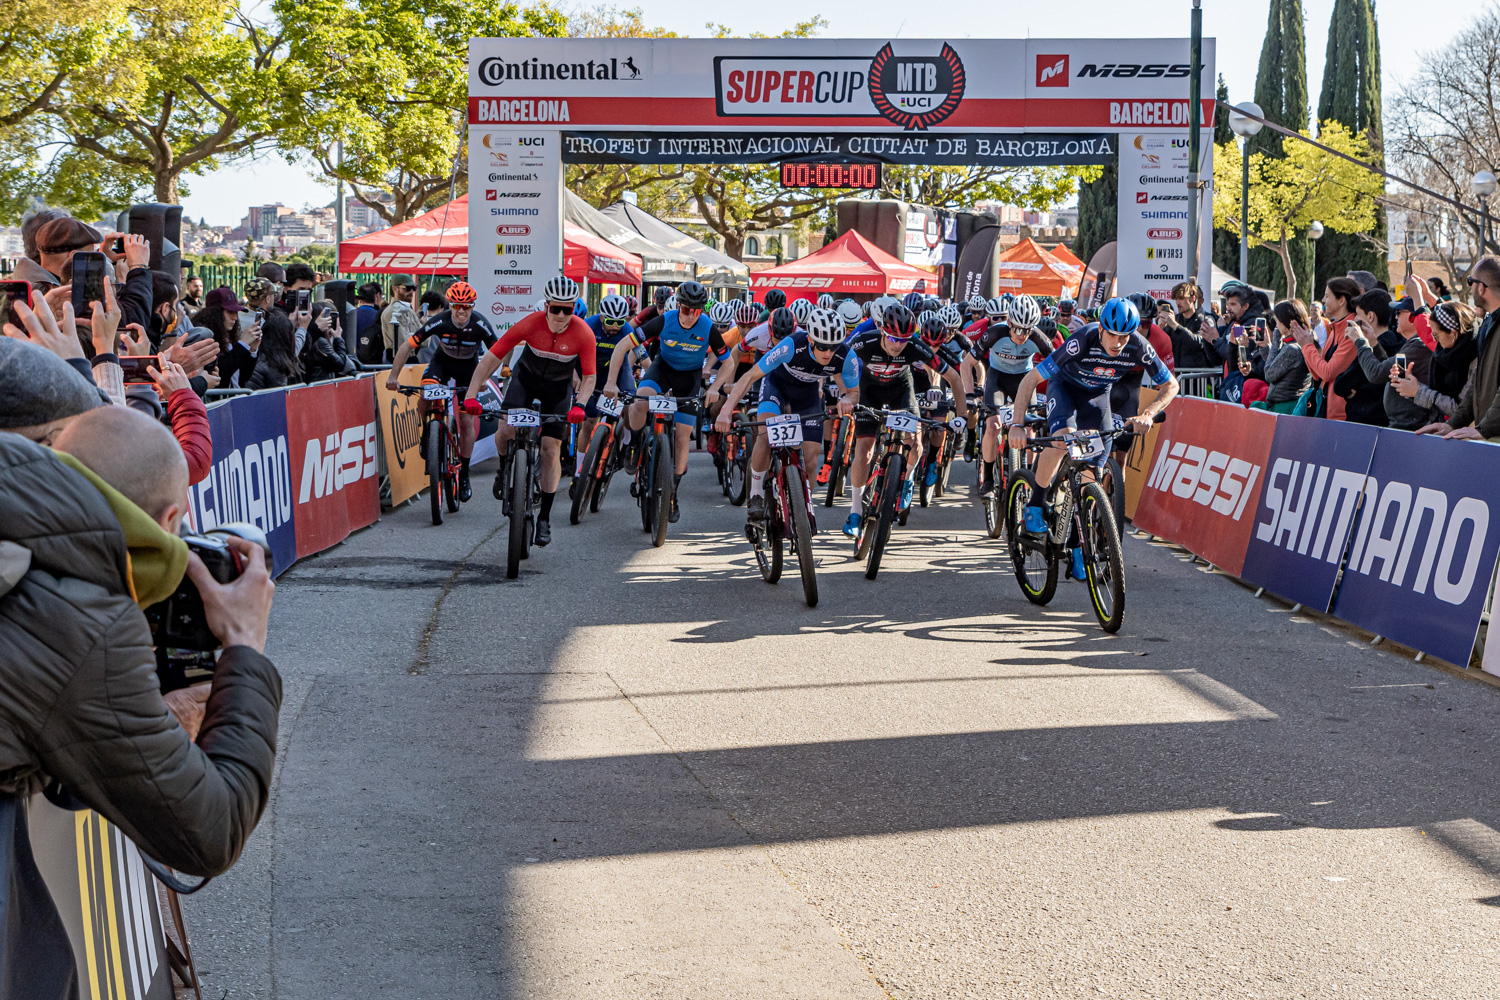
[868,43,965,130]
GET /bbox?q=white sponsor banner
[467,128,564,333]
[467,37,1216,134]
[1116,131,1214,298]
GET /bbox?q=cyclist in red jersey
[463,276,596,545]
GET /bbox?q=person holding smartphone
[1347,294,1436,429]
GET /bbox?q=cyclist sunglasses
[547,303,575,316]
[602,317,624,327]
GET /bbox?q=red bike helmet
[445,281,477,306]
[881,303,916,342]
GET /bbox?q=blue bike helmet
[575,297,588,318]
[1099,297,1141,335]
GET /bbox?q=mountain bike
[1003,415,1163,633]
[822,408,855,507]
[852,405,965,581]
[630,393,701,548]
[494,403,570,579]
[914,387,956,508]
[721,401,751,506]
[977,401,1047,540]
[399,383,462,526]
[734,409,822,606]
[570,393,633,524]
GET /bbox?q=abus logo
[496,225,531,236]
[299,423,377,504]
[1036,54,1069,87]
[1148,228,1183,240]
[868,42,966,130]
[1147,439,1262,521]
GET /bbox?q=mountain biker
[1007,297,1178,577]
[714,308,859,524]
[462,276,596,547]
[843,303,968,537]
[571,294,638,485]
[973,293,1055,497]
[603,279,717,524]
[385,280,496,502]
[915,310,981,490]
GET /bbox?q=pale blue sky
[180,0,1474,225]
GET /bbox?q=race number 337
[766,413,804,447]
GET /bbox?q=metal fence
[1174,367,1223,400]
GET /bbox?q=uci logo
[519,136,545,147]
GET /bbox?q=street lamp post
[1228,102,1264,285]
[1473,170,1497,258]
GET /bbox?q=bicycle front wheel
[726,431,749,506]
[572,423,608,524]
[506,445,531,579]
[426,420,445,526]
[651,432,672,548]
[865,452,903,580]
[1005,471,1057,605]
[785,465,818,606]
[1080,483,1126,633]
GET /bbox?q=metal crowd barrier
[1174,368,1222,400]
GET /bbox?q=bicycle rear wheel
[444,431,460,514]
[982,463,1003,540]
[824,420,848,507]
[639,434,656,534]
[1005,471,1058,605]
[1080,483,1126,632]
[1099,457,1127,532]
[785,465,818,606]
[506,445,530,579]
[651,432,672,548]
[426,420,445,526]
[865,452,903,580]
[572,423,608,524]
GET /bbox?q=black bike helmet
[653,285,672,307]
[675,280,709,309]
[881,303,917,342]
[769,306,797,340]
[1126,292,1158,325]
[764,289,788,311]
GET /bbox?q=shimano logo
[490,208,539,217]
[1141,210,1189,219]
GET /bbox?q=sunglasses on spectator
[548,304,575,316]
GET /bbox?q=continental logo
[388,396,423,471]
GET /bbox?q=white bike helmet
[598,294,631,321]
[734,299,759,326]
[710,301,737,326]
[789,297,814,325]
[816,293,835,310]
[984,296,1009,319]
[836,298,863,329]
[937,304,963,330]
[1008,293,1042,330]
[805,308,845,347]
[543,275,579,303]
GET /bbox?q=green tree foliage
[1073,159,1117,267]
[1315,0,1386,290]
[1212,74,1239,274]
[1247,0,1312,294]
[278,0,565,226]
[1213,122,1381,299]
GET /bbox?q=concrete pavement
[185,454,1500,998]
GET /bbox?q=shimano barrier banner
[184,388,298,577]
[1239,417,1380,612]
[560,131,1116,166]
[1328,432,1500,666]
[1132,398,1274,576]
[286,379,381,558]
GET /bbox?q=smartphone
[70,251,109,318]
[295,289,311,311]
[1394,353,1409,378]
[117,355,159,382]
[1254,317,1268,339]
[0,280,30,332]
[110,236,125,255]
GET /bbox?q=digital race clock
[778,162,882,190]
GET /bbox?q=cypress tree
[1315,0,1386,291]
[1247,0,1312,296]
[1212,74,1240,275]
[1073,156,1117,269]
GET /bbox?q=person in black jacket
[193,287,258,388]
[1159,281,1221,369]
[1336,290,1393,426]
[301,300,354,381]
[245,308,303,390]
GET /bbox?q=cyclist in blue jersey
[1007,298,1178,565]
[603,280,721,523]
[714,308,860,523]
[973,294,1055,496]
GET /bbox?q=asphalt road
[185,452,1500,999]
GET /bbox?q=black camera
[145,524,272,691]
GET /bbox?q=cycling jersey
[1035,324,1172,394]
[488,310,597,382]
[847,329,947,383]
[586,314,635,375]
[755,331,861,386]
[408,309,498,360]
[847,317,877,340]
[632,309,718,372]
[976,324,1054,374]
[740,322,779,356]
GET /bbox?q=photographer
[0,407,280,889]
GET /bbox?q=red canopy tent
[993,238,1084,298]
[338,194,641,285]
[748,230,935,302]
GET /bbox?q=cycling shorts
[584,364,635,419]
[756,372,825,444]
[639,358,701,426]
[984,367,1027,408]
[1045,378,1113,440]
[855,372,919,437]
[423,352,477,391]
[501,369,572,442]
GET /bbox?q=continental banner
[376,365,428,507]
[31,798,174,1000]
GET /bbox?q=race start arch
[467,36,1215,329]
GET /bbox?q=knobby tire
[506,446,531,579]
[426,420,445,526]
[1080,483,1127,633]
[865,452,903,581]
[785,465,818,606]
